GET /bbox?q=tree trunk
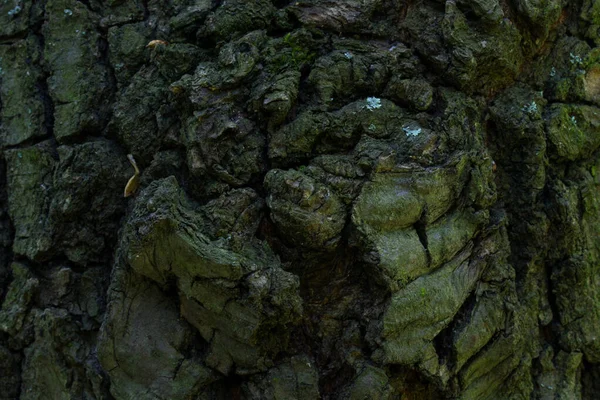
[1,0,599,398]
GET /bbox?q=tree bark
[1,0,599,398]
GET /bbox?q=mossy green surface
[103,177,303,380]
[110,66,170,160]
[0,263,38,338]
[546,103,600,160]
[242,355,320,399]
[0,36,46,146]
[353,174,424,231]
[4,144,55,261]
[427,209,486,270]
[200,0,275,42]
[108,22,152,85]
[1,0,600,398]
[581,0,600,45]
[265,169,346,250]
[43,0,111,142]
[380,248,479,366]
[348,364,392,400]
[0,0,33,38]
[49,140,130,265]
[98,266,217,400]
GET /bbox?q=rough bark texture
[1,0,600,399]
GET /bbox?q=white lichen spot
[403,123,421,137]
[62,197,71,212]
[366,97,381,111]
[550,66,556,77]
[7,5,21,16]
[480,40,487,48]
[522,101,538,114]
[570,52,583,66]
[344,51,353,59]
[368,123,376,131]
[570,115,577,125]
[64,8,73,16]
